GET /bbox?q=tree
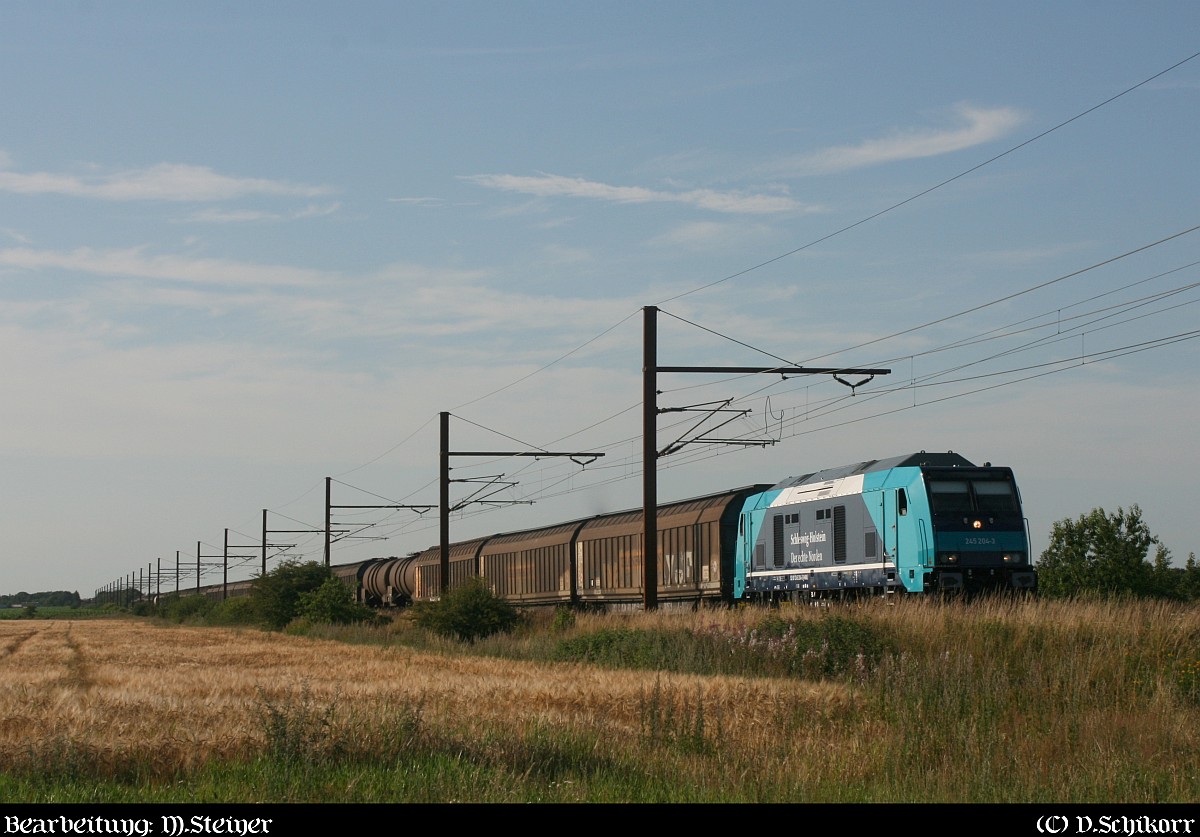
[1179,553,1200,601]
[251,560,333,630]
[42,591,81,608]
[1037,505,1163,598]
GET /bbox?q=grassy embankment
[0,596,1196,802]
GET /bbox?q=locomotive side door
[733,511,750,599]
[881,489,899,564]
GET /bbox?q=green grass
[0,605,117,620]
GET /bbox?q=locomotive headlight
[944,553,958,563]
[972,519,983,530]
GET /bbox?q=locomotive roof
[770,451,976,490]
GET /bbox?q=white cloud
[2,227,31,244]
[184,202,342,223]
[778,104,1027,175]
[0,246,332,287]
[387,196,447,207]
[0,161,330,201]
[463,172,805,214]
[0,244,635,352]
[185,208,284,223]
[648,220,775,250]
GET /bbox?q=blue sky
[1,2,1198,596]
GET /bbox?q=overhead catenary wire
[656,49,1200,306]
[154,50,1200,585]
[312,49,1200,497]
[336,312,1198,553]
[239,289,1200,569]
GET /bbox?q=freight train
[190,452,1037,608]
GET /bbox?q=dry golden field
[2,599,1197,803]
[0,616,846,776]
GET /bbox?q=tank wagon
[188,452,1036,609]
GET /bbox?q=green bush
[411,577,520,643]
[552,627,682,668]
[207,596,260,626]
[801,615,888,677]
[551,606,576,632]
[297,578,381,626]
[251,561,333,630]
[161,593,216,623]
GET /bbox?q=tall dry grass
[0,616,845,797]
[1,596,1197,802]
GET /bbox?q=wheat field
[0,617,844,785]
[1,599,1197,803]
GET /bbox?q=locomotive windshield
[972,480,1021,515]
[927,477,1020,516]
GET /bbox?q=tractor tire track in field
[58,624,96,691]
[0,623,96,691]
[0,627,38,659]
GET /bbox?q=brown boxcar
[411,537,491,601]
[574,487,765,607]
[478,520,585,606]
[403,485,766,608]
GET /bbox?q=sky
[1,1,1198,597]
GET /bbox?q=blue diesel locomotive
[737,452,1036,600]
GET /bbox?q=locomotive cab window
[927,478,1020,516]
[973,480,1020,515]
[927,480,972,514]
